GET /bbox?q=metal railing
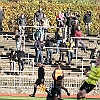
[0,76,100,95]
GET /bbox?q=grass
[0,96,99,100]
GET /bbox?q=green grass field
[0,97,99,100]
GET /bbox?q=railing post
[32,58,34,75]
[76,48,78,67]
[82,59,84,78]
[28,47,30,65]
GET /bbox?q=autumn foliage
[0,1,100,34]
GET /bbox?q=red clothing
[74,30,82,40]
[56,14,64,20]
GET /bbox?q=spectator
[74,26,87,53]
[64,8,73,37]
[15,28,22,51]
[83,10,92,34]
[29,63,45,97]
[34,28,42,40]
[45,35,54,65]
[56,11,65,27]
[55,28,62,54]
[56,11,66,39]
[0,6,4,32]
[59,39,67,64]
[9,50,17,74]
[34,38,44,66]
[67,38,75,66]
[71,20,79,37]
[41,14,49,40]
[77,56,100,100]
[17,14,27,34]
[72,11,80,21]
[34,7,44,26]
[17,46,25,74]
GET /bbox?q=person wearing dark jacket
[34,38,44,65]
[45,35,54,65]
[71,20,79,37]
[0,7,4,32]
[17,14,27,34]
[34,7,44,26]
[83,10,92,34]
[29,63,45,97]
[9,50,17,72]
[59,39,67,63]
[55,28,62,54]
[67,38,75,66]
[17,46,25,74]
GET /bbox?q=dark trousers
[59,52,65,62]
[18,61,24,72]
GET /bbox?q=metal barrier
[0,76,100,95]
[0,35,25,52]
[27,46,78,66]
[0,57,34,75]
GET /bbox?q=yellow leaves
[0,1,99,33]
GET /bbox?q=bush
[0,1,100,34]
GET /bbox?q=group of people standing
[33,7,92,66]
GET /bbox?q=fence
[0,57,34,75]
[0,76,100,95]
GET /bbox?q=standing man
[15,28,22,51]
[17,46,25,74]
[74,26,87,53]
[9,50,17,74]
[34,7,44,26]
[17,14,27,34]
[67,38,75,66]
[45,35,54,65]
[0,6,4,32]
[83,10,92,34]
[77,56,100,100]
[59,39,67,64]
[34,38,44,66]
[29,63,45,97]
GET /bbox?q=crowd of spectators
[0,5,99,74]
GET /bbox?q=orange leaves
[0,1,99,34]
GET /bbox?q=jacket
[85,66,100,85]
[74,30,82,40]
[83,14,92,23]
[34,40,44,51]
[59,42,66,52]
